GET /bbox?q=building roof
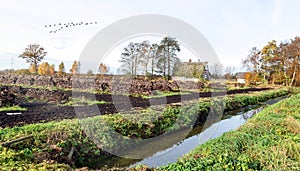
[236,72,247,79]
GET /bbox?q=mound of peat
[0,87,271,128]
[0,86,15,107]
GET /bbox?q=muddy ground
[0,87,271,128]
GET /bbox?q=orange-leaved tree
[38,62,50,75]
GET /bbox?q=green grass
[0,105,27,112]
[159,92,300,171]
[0,88,293,170]
[227,85,251,90]
[60,97,109,106]
[142,90,190,99]
[202,87,227,92]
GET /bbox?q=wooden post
[1,135,33,147]
[67,146,76,160]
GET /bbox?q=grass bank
[159,92,300,171]
[0,88,292,170]
[0,105,27,112]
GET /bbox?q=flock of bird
[45,21,98,33]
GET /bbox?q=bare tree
[140,40,151,77]
[209,63,224,79]
[224,66,235,79]
[119,37,181,79]
[150,43,159,77]
[119,42,140,77]
[242,47,262,73]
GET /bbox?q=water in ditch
[94,95,289,169]
[128,95,289,168]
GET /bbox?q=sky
[1,0,300,73]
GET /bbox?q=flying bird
[46,20,99,33]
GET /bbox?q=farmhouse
[236,72,246,84]
[173,59,210,81]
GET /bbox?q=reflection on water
[130,107,263,168]
[130,95,288,168]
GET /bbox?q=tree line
[118,36,181,79]
[16,37,181,79]
[242,36,300,86]
[15,44,109,76]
